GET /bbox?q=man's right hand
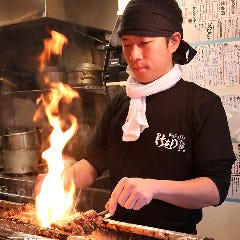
[34,167,74,195]
[34,159,97,196]
[34,173,47,195]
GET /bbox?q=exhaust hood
[0,0,118,32]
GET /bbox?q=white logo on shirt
[155,133,186,152]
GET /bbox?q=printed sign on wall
[180,0,240,202]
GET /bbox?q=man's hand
[105,176,220,215]
[34,167,74,195]
[34,159,97,196]
[34,173,46,195]
[106,177,155,215]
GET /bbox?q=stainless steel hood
[0,0,118,32]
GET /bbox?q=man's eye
[141,41,151,45]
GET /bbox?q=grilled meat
[2,204,103,236]
[50,210,102,235]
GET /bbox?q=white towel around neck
[122,64,182,142]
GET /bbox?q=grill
[0,200,212,240]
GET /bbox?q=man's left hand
[106,177,155,215]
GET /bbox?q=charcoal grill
[0,200,213,240]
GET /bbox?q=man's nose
[130,45,143,61]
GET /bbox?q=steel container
[2,149,40,174]
[1,130,41,151]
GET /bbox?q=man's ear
[169,32,181,53]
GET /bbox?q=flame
[34,30,79,227]
[38,30,68,73]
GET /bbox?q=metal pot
[45,66,67,83]
[68,63,103,85]
[2,149,40,174]
[1,130,41,151]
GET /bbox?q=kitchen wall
[198,202,240,240]
[0,1,119,161]
[62,0,118,32]
[180,0,240,239]
[0,0,119,88]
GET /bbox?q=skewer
[98,209,111,218]
[73,189,81,212]
[98,209,109,216]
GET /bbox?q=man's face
[121,35,175,83]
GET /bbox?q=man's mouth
[133,66,147,72]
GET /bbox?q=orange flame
[38,30,68,73]
[34,30,79,227]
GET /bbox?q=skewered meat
[2,203,37,224]
[0,201,209,239]
[51,210,102,235]
[2,204,103,236]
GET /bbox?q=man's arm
[152,177,219,208]
[69,159,98,189]
[106,176,219,215]
[34,159,97,195]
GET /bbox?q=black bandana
[118,0,197,65]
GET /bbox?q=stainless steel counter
[0,170,111,213]
[0,171,36,203]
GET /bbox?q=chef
[35,0,235,234]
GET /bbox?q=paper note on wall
[180,0,240,42]
[227,143,240,201]
[180,0,240,202]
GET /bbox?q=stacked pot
[0,129,41,174]
[68,63,103,86]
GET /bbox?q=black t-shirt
[86,79,235,234]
